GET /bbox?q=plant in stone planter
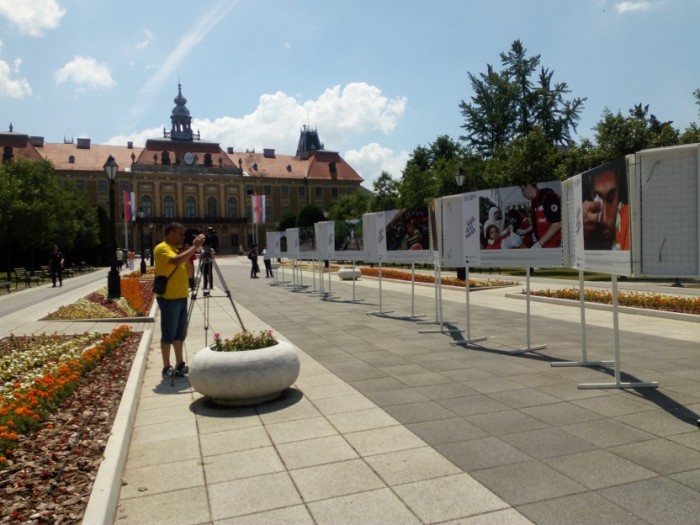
[211,330,277,351]
[189,329,300,406]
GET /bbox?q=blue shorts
[157,297,188,344]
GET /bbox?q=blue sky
[1,0,699,188]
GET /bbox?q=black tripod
[185,254,246,345]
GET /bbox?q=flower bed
[45,278,154,320]
[528,288,700,315]
[0,326,139,522]
[0,325,132,460]
[360,267,518,289]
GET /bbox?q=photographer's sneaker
[176,362,189,375]
[162,366,174,378]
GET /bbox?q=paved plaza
[2,258,700,524]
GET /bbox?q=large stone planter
[337,268,361,281]
[189,340,300,406]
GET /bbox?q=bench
[0,280,10,293]
[39,265,52,281]
[13,268,41,288]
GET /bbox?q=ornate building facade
[2,85,364,253]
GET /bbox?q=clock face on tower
[183,151,195,165]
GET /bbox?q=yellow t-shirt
[154,241,189,299]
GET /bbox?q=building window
[141,196,153,217]
[281,185,289,198]
[119,181,130,193]
[315,187,323,198]
[74,180,86,192]
[185,196,196,218]
[164,196,175,219]
[331,187,338,198]
[206,197,217,219]
[245,185,254,195]
[298,186,306,197]
[265,202,273,222]
[281,203,290,215]
[264,185,272,196]
[227,197,238,218]
[97,180,107,193]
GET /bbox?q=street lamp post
[104,155,121,299]
[455,167,467,282]
[455,166,466,191]
[138,208,146,274]
[149,222,154,266]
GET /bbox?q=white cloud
[54,56,115,90]
[344,143,409,188]
[110,81,408,186]
[0,0,65,37]
[192,83,405,151]
[0,58,31,98]
[615,1,654,13]
[135,29,154,50]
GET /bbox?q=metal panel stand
[419,262,463,334]
[551,270,613,367]
[451,266,487,346]
[330,261,364,303]
[578,275,659,390]
[506,267,546,355]
[367,261,394,316]
[289,259,309,293]
[390,263,427,320]
[272,262,290,287]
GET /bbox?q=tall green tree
[0,160,99,270]
[327,190,373,220]
[372,171,400,211]
[459,39,586,157]
[594,103,679,159]
[296,204,325,227]
[399,135,468,208]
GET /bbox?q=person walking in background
[127,250,135,270]
[248,245,260,278]
[154,222,205,379]
[116,248,124,271]
[262,246,273,278]
[48,244,64,287]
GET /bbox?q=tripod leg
[211,257,246,331]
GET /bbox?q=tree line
[328,39,700,220]
[0,159,107,275]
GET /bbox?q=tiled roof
[38,143,144,172]
[11,140,363,183]
[228,149,363,182]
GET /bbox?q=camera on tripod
[203,227,217,248]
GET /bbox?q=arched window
[227,197,238,218]
[141,196,153,217]
[164,196,175,219]
[206,197,217,219]
[185,196,196,218]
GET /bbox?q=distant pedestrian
[116,248,124,271]
[248,245,260,278]
[127,250,135,270]
[48,244,64,287]
[262,247,273,278]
